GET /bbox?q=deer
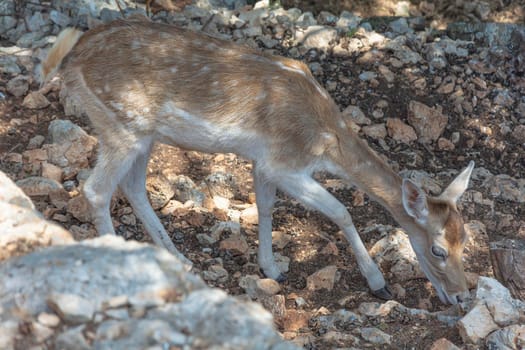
[40,15,475,304]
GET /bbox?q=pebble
[47,292,95,324]
[306,265,338,291]
[386,118,417,143]
[6,75,29,97]
[360,327,392,345]
[37,312,61,328]
[219,234,249,255]
[22,91,50,109]
[407,101,449,143]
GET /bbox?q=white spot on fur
[143,107,150,113]
[94,88,103,94]
[131,41,141,49]
[160,101,196,121]
[212,81,219,86]
[255,91,266,100]
[126,111,135,118]
[170,66,178,73]
[104,84,111,93]
[200,66,210,73]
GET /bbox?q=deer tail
[38,27,83,86]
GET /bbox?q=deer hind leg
[118,144,192,269]
[277,174,392,299]
[83,137,148,237]
[253,167,285,281]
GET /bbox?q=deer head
[402,161,475,304]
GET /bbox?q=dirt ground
[1,1,524,349]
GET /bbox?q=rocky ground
[0,0,524,349]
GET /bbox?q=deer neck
[332,134,416,230]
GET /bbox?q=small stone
[317,11,337,25]
[295,12,317,27]
[357,302,394,317]
[47,292,95,324]
[457,302,499,344]
[160,199,184,215]
[197,233,217,246]
[27,135,45,150]
[430,338,461,350]
[210,221,241,240]
[49,10,71,27]
[211,195,230,210]
[342,105,371,125]
[438,137,455,150]
[336,11,361,29]
[256,278,281,296]
[240,205,258,225]
[219,235,249,255]
[48,120,90,144]
[5,152,22,163]
[451,132,460,144]
[42,162,63,183]
[260,294,286,319]
[37,312,61,328]
[120,214,136,226]
[16,176,62,197]
[32,321,54,342]
[386,118,417,143]
[321,242,339,255]
[306,265,338,291]
[66,195,91,223]
[362,124,387,140]
[204,172,239,199]
[146,175,175,210]
[281,309,310,332]
[360,327,392,345]
[23,148,48,163]
[408,101,448,143]
[274,252,290,273]
[0,321,17,350]
[239,274,261,298]
[359,71,377,81]
[55,325,90,350]
[7,75,29,97]
[378,64,395,83]
[103,295,129,309]
[272,231,292,249]
[22,91,50,109]
[297,26,337,51]
[202,264,229,282]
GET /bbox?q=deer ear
[439,161,475,204]
[402,179,429,223]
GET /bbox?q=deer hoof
[274,273,287,283]
[372,285,394,300]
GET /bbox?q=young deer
[41,16,474,304]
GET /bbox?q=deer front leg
[254,168,286,281]
[278,174,392,299]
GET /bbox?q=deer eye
[431,245,448,260]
